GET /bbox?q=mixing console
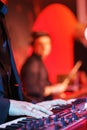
[0,98,87,130]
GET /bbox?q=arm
[0,98,10,124]
[44,61,82,96]
[44,82,69,96]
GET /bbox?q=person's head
[31,31,52,58]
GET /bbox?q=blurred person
[0,0,70,125]
[21,31,71,102]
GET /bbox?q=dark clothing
[0,2,23,124]
[0,98,10,124]
[74,39,87,73]
[21,53,52,102]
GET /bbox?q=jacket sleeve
[0,98,10,124]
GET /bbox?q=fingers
[34,104,53,115]
[26,107,50,118]
[44,99,66,105]
[37,99,68,111]
[37,102,52,110]
[66,99,76,104]
[23,102,53,118]
[48,99,67,105]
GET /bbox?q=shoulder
[24,53,41,66]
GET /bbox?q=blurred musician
[21,31,72,102]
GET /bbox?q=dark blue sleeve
[0,98,10,124]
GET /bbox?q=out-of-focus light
[0,0,7,5]
[84,27,87,40]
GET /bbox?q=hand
[51,82,69,94]
[37,99,68,110]
[9,100,53,119]
[45,80,69,96]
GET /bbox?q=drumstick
[62,60,82,87]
